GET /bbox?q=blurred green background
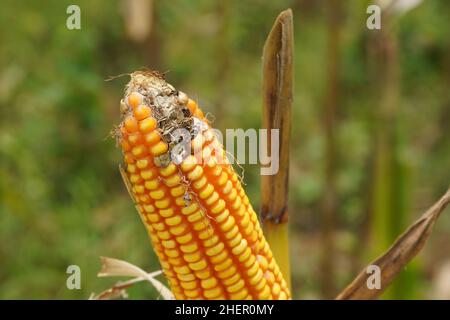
[0,0,449,299]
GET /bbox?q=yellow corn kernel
[144,179,160,190]
[187,211,203,223]
[150,190,165,200]
[227,279,245,294]
[155,199,170,209]
[180,280,198,290]
[144,131,160,145]
[166,215,182,226]
[176,233,192,245]
[195,269,212,280]
[229,289,249,300]
[140,168,156,180]
[184,251,202,263]
[222,272,240,286]
[160,208,174,218]
[134,184,145,194]
[192,176,207,189]
[136,158,150,169]
[189,259,208,271]
[171,185,186,197]
[210,250,227,265]
[151,141,168,156]
[198,184,214,199]
[180,242,198,253]
[181,203,198,215]
[211,199,226,214]
[205,242,224,256]
[228,233,243,248]
[164,174,181,187]
[178,273,196,282]
[139,117,157,132]
[217,265,237,280]
[170,223,188,236]
[160,163,177,177]
[127,164,137,173]
[187,166,203,181]
[205,192,219,206]
[143,204,155,213]
[204,287,223,299]
[162,240,176,249]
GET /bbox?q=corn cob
[117,71,290,300]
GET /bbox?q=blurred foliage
[0,0,449,299]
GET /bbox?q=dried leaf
[336,188,450,300]
[260,8,294,289]
[142,274,174,300]
[97,257,174,300]
[89,278,137,300]
[98,256,151,278]
[119,165,136,203]
[261,8,293,223]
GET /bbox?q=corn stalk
[261,9,294,290]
